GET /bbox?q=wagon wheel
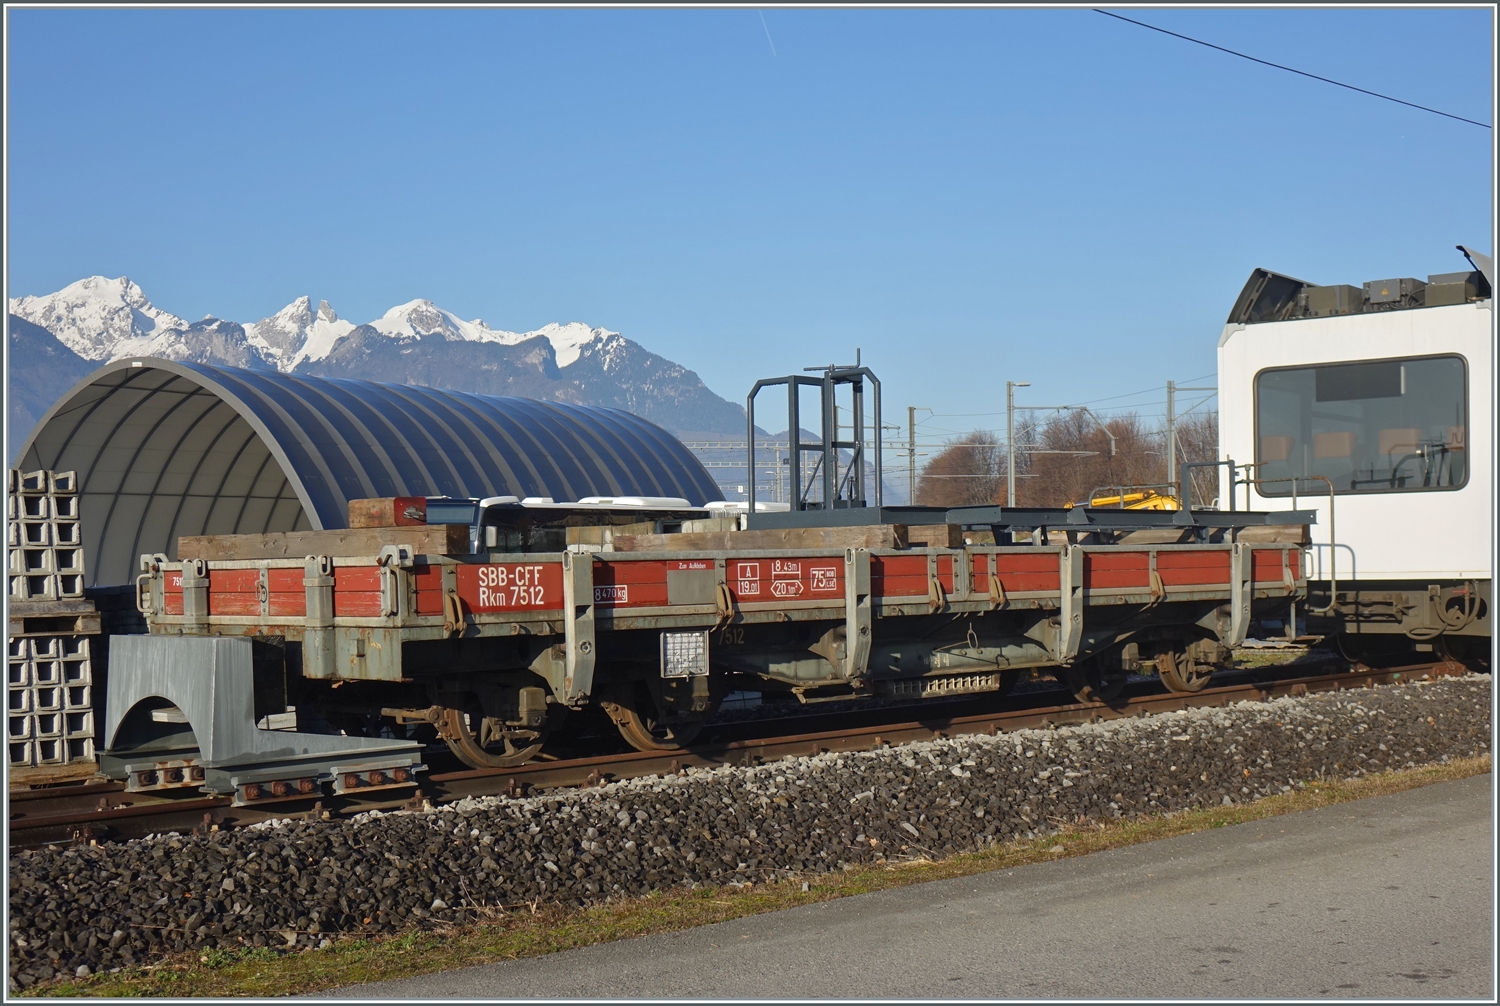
[434,703,548,769]
[1153,645,1212,693]
[1056,660,1128,705]
[599,689,704,752]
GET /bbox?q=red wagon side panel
[413,565,445,616]
[268,567,305,617]
[1251,548,1294,585]
[455,562,565,613]
[981,552,1063,594]
[163,570,183,615]
[714,557,847,605]
[593,559,669,608]
[334,566,384,618]
[873,555,929,599]
[207,569,260,616]
[1083,551,1150,590]
[1156,550,1231,585]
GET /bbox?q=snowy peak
[369,299,483,343]
[529,322,618,367]
[7,276,187,361]
[246,295,314,357]
[244,295,355,369]
[12,278,638,383]
[365,304,616,367]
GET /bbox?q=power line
[1095,9,1491,129]
[920,372,1220,419]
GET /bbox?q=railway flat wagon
[124,520,1310,780]
[100,360,1313,805]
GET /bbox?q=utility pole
[1166,380,1176,489]
[1166,381,1216,497]
[1006,381,1030,507]
[907,406,930,504]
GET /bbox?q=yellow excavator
[1065,485,1183,511]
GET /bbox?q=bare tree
[916,430,1003,506]
[1015,411,1165,507]
[1173,410,1220,506]
[909,409,1221,511]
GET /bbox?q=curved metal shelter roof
[16,359,722,586]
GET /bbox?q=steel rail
[6,658,1470,848]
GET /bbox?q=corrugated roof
[16,359,722,585]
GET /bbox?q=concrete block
[19,496,52,520]
[62,657,91,685]
[22,548,56,573]
[32,659,60,685]
[9,739,34,765]
[64,709,94,738]
[33,712,61,738]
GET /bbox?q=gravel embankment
[8,674,1490,987]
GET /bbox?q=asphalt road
[329,774,1494,1000]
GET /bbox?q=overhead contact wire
[1095,9,1491,129]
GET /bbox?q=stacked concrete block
[7,634,96,767]
[8,470,84,602]
[8,469,98,774]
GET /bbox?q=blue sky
[6,6,1493,437]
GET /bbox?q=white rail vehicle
[1218,247,1492,662]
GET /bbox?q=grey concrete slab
[327,774,1494,1000]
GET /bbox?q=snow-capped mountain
[8,277,745,445]
[357,302,611,370]
[244,296,355,369]
[8,276,187,360]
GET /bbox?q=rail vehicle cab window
[1255,355,1467,495]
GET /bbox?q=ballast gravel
[7,674,1491,987]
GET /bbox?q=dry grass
[24,753,1490,999]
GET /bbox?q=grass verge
[23,753,1490,998]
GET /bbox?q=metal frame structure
[747,501,1315,541]
[746,362,882,513]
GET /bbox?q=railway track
[7,657,1470,848]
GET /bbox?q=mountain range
[7,277,747,460]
